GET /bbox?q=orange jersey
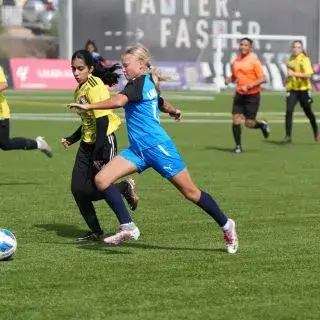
[231,53,265,95]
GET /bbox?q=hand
[239,85,250,93]
[61,138,71,149]
[287,69,295,77]
[169,109,182,122]
[93,160,105,171]
[224,77,232,86]
[67,103,90,114]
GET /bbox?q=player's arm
[0,67,8,92]
[68,77,144,111]
[158,97,181,121]
[225,63,236,85]
[288,57,314,78]
[61,125,82,148]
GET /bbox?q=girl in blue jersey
[69,45,239,254]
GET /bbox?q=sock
[253,121,263,129]
[232,124,241,146]
[196,191,228,227]
[2,138,37,150]
[285,112,293,137]
[103,184,132,224]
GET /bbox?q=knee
[182,187,201,203]
[233,115,242,125]
[245,119,255,128]
[94,173,109,191]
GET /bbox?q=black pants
[71,134,127,234]
[285,90,318,138]
[0,118,37,150]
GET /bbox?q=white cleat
[223,219,239,254]
[36,136,52,158]
[104,223,140,246]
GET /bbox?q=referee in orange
[225,37,269,153]
[283,40,319,143]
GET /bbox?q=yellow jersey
[286,53,313,91]
[74,75,121,143]
[0,66,10,119]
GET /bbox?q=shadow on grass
[263,139,285,146]
[35,223,226,254]
[0,182,41,186]
[34,223,86,239]
[205,146,259,153]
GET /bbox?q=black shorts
[232,92,261,120]
[71,133,117,200]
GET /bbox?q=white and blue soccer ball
[0,229,17,261]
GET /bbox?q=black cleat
[261,120,270,139]
[232,145,243,154]
[281,136,292,144]
[122,178,139,211]
[76,231,104,243]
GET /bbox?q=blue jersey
[120,74,171,151]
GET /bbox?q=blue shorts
[119,140,186,179]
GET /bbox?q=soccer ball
[0,229,17,261]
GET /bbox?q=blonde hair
[122,45,171,94]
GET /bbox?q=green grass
[1,91,320,320]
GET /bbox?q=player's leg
[95,149,143,245]
[71,143,104,241]
[283,91,298,143]
[243,93,270,138]
[231,93,244,153]
[299,91,319,141]
[101,133,139,211]
[0,119,52,157]
[149,141,238,254]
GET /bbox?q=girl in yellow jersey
[61,50,138,242]
[283,40,319,143]
[0,66,52,157]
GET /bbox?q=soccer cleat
[122,178,139,211]
[36,136,53,158]
[261,120,270,139]
[103,223,140,246]
[223,219,239,254]
[281,136,292,144]
[232,145,243,154]
[76,231,104,243]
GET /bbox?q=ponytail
[92,61,121,86]
[147,64,171,95]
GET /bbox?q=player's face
[121,54,145,80]
[71,58,91,84]
[239,40,252,55]
[291,42,303,56]
[87,44,95,53]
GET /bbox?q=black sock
[103,184,132,224]
[305,111,318,137]
[232,124,241,146]
[1,138,37,150]
[196,191,228,227]
[253,121,263,129]
[285,112,293,137]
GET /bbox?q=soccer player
[0,65,52,157]
[282,40,319,143]
[69,45,239,254]
[63,49,138,242]
[225,37,270,153]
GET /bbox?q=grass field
[1,90,320,320]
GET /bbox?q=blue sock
[103,184,132,224]
[196,191,228,227]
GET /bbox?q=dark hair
[71,49,121,86]
[85,39,98,52]
[240,37,253,45]
[292,40,308,56]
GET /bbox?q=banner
[9,58,76,90]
